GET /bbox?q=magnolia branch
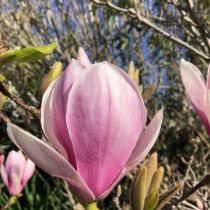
[168,174,210,208]
[0,82,40,118]
[177,174,210,203]
[92,0,210,61]
[0,111,11,123]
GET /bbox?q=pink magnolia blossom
[180,59,210,135]
[0,150,35,195]
[7,48,163,203]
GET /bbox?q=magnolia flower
[0,150,35,195]
[7,48,163,203]
[180,59,210,135]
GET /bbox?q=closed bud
[132,166,147,210]
[134,69,140,86]
[144,189,159,210]
[127,61,140,86]
[148,167,164,195]
[131,153,165,210]
[38,61,62,97]
[128,61,135,79]
[145,153,158,194]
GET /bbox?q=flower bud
[132,166,147,210]
[127,61,140,86]
[131,153,164,210]
[38,61,62,97]
[0,150,35,195]
[148,167,164,195]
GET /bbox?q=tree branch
[0,82,40,118]
[0,111,11,123]
[92,0,210,61]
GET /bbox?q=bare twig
[0,111,11,123]
[173,174,210,205]
[92,0,210,60]
[185,0,210,53]
[0,82,40,118]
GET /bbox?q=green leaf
[0,74,5,82]
[0,42,57,66]
[155,183,182,210]
[144,190,159,210]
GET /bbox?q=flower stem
[86,201,98,210]
[1,194,22,210]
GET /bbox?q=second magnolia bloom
[7,48,163,203]
[0,150,35,195]
[180,59,210,135]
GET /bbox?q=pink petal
[126,108,163,167]
[8,166,22,195]
[0,164,8,186]
[180,59,206,112]
[62,59,86,96]
[49,59,86,167]
[206,64,210,89]
[180,59,210,135]
[7,123,95,203]
[41,78,69,160]
[77,47,91,67]
[22,159,35,186]
[5,150,26,179]
[98,109,163,200]
[66,62,146,197]
[204,90,210,134]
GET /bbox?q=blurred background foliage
[0,0,210,209]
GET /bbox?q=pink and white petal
[206,64,210,89]
[180,59,210,135]
[62,59,86,97]
[66,62,146,197]
[98,109,163,200]
[0,164,8,186]
[8,166,22,195]
[77,47,91,67]
[22,159,35,186]
[41,79,69,160]
[7,123,95,203]
[5,150,26,179]
[180,59,206,110]
[51,81,77,167]
[203,90,210,135]
[126,109,163,168]
[49,59,86,167]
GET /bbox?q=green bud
[145,153,158,194]
[38,61,62,97]
[128,61,135,79]
[132,166,148,210]
[148,167,164,195]
[134,69,140,86]
[144,189,159,210]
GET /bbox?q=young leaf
[155,183,182,210]
[144,190,159,210]
[0,42,57,66]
